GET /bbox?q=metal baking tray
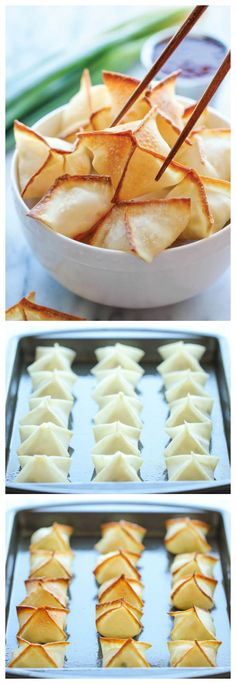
[5,327,230,493]
[5,500,230,678]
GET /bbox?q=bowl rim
[140,27,228,85]
[11,96,231,263]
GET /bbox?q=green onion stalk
[6,8,187,151]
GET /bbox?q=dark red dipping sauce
[152,35,227,79]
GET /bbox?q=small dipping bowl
[141,29,228,102]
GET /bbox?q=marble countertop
[6,6,230,321]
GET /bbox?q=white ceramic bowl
[11,100,230,309]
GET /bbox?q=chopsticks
[155,49,231,182]
[110,5,208,127]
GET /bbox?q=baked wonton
[96,599,142,638]
[100,636,151,668]
[171,553,218,583]
[168,639,221,667]
[98,575,144,609]
[95,519,146,554]
[171,573,217,610]
[30,522,73,553]
[9,637,69,668]
[25,577,70,608]
[29,550,73,579]
[28,174,113,239]
[164,517,211,554]
[16,605,68,643]
[169,606,216,640]
[94,549,140,584]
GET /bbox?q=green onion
[6,8,187,150]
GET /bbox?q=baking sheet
[5,328,230,493]
[5,501,230,678]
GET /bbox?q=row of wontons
[164,517,221,667]
[15,69,231,263]
[9,523,74,668]
[15,344,77,483]
[157,341,219,481]
[91,343,145,481]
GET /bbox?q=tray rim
[5,499,230,679]
[5,326,230,494]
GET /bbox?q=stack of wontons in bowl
[8,523,73,669]
[164,516,222,668]
[13,68,231,264]
[94,519,152,667]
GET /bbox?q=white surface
[6,5,231,320]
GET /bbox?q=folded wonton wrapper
[169,606,216,641]
[163,369,208,388]
[165,453,219,481]
[29,369,77,389]
[171,573,217,610]
[97,392,142,413]
[157,349,203,375]
[29,550,73,579]
[94,393,143,428]
[92,432,140,456]
[94,549,140,584]
[29,395,73,417]
[30,374,74,401]
[98,575,144,609]
[27,348,72,373]
[25,577,70,607]
[96,598,142,638]
[165,397,211,428]
[92,452,142,482]
[164,424,210,458]
[8,637,69,668]
[35,344,76,364]
[30,523,73,553]
[16,605,68,643]
[164,517,211,554]
[165,374,211,404]
[17,423,72,458]
[19,397,73,428]
[96,520,146,554]
[95,343,144,363]
[158,341,206,361]
[166,420,212,442]
[171,553,218,583]
[16,455,71,483]
[92,367,142,385]
[168,639,221,667]
[100,636,151,668]
[169,394,214,415]
[93,422,141,445]
[92,370,136,403]
[92,349,144,375]
[28,174,114,239]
